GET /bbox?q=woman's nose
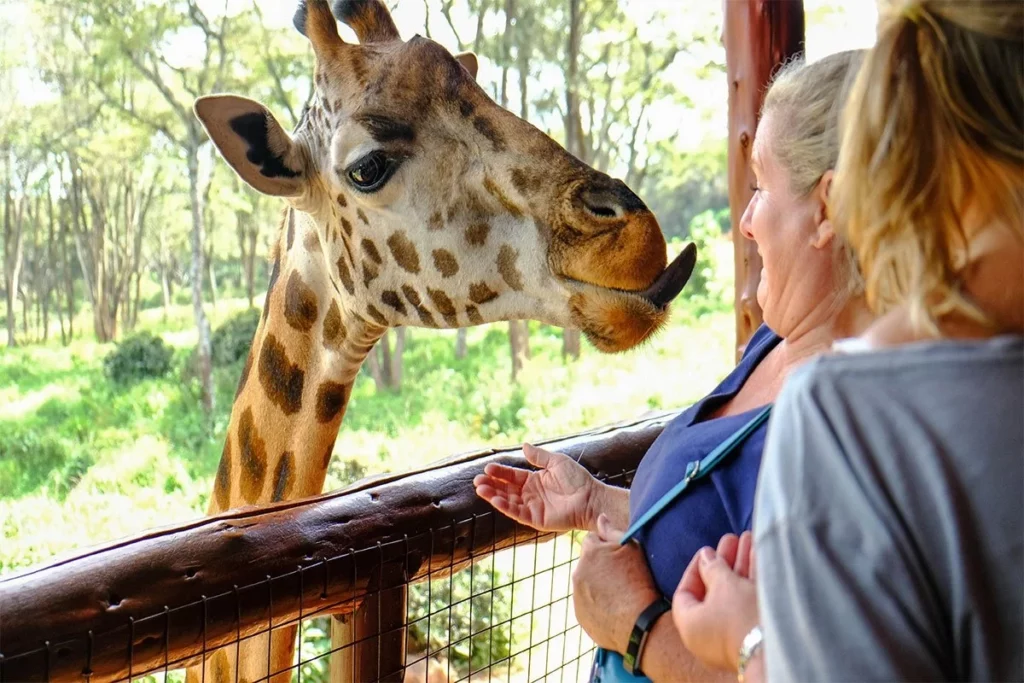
[739,196,755,240]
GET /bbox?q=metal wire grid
[1,471,635,683]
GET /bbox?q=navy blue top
[629,324,781,597]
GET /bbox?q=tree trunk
[508,320,529,380]
[389,327,404,391]
[366,341,385,392]
[455,328,468,360]
[561,0,583,361]
[379,330,394,389]
[187,142,215,417]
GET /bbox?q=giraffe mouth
[565,241,697,310]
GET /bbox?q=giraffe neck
[209,208,385,514]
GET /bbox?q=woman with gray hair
[475,49,872,682]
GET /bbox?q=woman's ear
[811,169,836,250]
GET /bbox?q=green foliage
[685,209,730,299]
[210,308,260,366]
[103,332,174,385]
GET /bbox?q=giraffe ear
[454,52,479,80]
[194,95,305,198]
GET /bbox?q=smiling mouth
[562,242,698,311]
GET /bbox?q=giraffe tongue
[640,242,698,310]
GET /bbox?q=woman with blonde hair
[672,1,1023,681]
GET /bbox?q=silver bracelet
[736,624,763,683]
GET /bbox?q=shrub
[103,332,173,385]
[211,308,261,366]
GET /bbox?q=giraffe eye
[346,151,398,193]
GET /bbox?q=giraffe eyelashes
[345,151,402,193]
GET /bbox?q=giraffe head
[195,0,695,352]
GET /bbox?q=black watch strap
[622,596,672,676]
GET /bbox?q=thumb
[596,513,624,543]
[523,443,551,469]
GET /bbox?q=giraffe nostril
[579,188,625,220]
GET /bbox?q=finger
[596,514,625,544]
[676,546,711,603]
[716,533,740,569]
[734,531,753,579]
[697,548,738,590]
[523,443,553,468]
[483,463,531,486]
[750,544,758,583]
[487,496,526,523]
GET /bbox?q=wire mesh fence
[1,465,640,683]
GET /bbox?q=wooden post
[724,0,805,359]
[330,562,407,682]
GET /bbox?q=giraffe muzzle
[638,241,698,310]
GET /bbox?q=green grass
[0,237,735,575]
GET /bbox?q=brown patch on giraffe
[284,271,319,332]
[214,436,232,511]
[302,230,322,253]
[323,98,333,115]
[357,208,369,225]
[286,209,296,250]
[459,99,475,118]
[469,282,499,305]
[323,301,346,351]
[366,304,389,327]
[271,451,295,502]
[432,249,459,278]
[234,350,254,400]
[238,408,268,504]
[336,256,355,294]
[466,305,484,325]
[427,288,459,326]
[336,193,347,207]
[381,290,407,316]
[387,231,421,273]
[401,285,438,327]
[341,217,353,238]
[323,441,336,469]
[497,245,525,291]
[258,335,305,416]
[511,168,542,195]
[473,116,506,151]
[262,257,281,323]
[428,211,444,231]
[465,222,490,247]
[362,260,380,288]
[361,238,383,265]
[316,381,350,423]
[483,176,524,217]
[211,650,231,683]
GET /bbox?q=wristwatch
[737,624,764,682]
[622,596,672,676]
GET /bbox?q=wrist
[622,593,672,677]
[735,624,764,681]
[583,479,610,531]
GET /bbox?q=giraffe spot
[211,650,231,683]
[381,290,407,315]
[402,285,437,327]
[271,451,295,502]
[469,282,499,305]
[432,249,459,278]
[286,209,297,250]
[303,230,322,253]
[323,98,333,114]
[357,208,369,225]
[323,442,335,469]
[497,244,524,291]
[511,168,542,195]
[238,408,268,504]
[361,238,383,265]
[387,231,421,273]
[484,176,524,217]
[465,222,490,247]
[341,217,353,238]
[428,211,444,231]
[362,260,379,288]
[473,116,506,151]
[323,300,346,351]
[284,271,319,333]
[262,257,281,323]
[466,305,483,325]
[459,99,474,118]
[258,334,305,415]
[427,288,459,326]
[234,350,255,400]
[214,436,232,511]
[316,381,350,423]
[366,304,389,327]
[336,256,355,294]
[336,193,346,207]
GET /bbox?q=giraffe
[187,0,696,680]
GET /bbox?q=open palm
[473,444,598,533]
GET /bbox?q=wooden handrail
[0,410,678,683]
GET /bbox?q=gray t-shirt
[754,336,1024,682]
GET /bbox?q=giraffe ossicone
[187,0,696,680]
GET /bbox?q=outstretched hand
[473,443,600,533]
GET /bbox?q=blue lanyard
[621,405,772,545]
